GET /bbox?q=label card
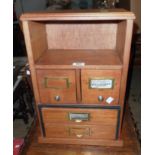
[90,79,113,89]
[72,62,85,67]
[106,97,114,104]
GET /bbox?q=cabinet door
[81,70,121,104]
[36,70,76,104]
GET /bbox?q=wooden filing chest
[20,9,135,146]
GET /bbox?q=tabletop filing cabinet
[21,9,135,146]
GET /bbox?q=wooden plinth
[38,137,123,147]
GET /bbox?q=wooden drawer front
[36,70,76,103]
[81,70,121,104]
[41,108,118,126]
[44,124,116,140]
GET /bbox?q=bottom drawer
[44,124,116,140]
[39,105,120,140]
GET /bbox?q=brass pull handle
[68,127,91,138]
[98,96,103,102]
[74,119,82,123]
[54,95,61,101]
[76,134,83,138]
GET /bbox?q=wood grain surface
[22,105,140,155]
[81,69,121,104]
[20,9,135,21]
[46,23,117,50]
[41,108,118,125]
[35,49,122,69]
[44,124,116,140]
[21,9,135,146]
[36,70,76,104]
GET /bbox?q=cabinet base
[38,137,123,147]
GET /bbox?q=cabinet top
[20,9,135,21]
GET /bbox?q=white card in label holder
[90,79,114,89]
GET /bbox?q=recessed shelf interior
[35,49,122,69]
[28,20,127,68]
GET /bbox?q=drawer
[81,70,121,104]
[44,124,117,140]
[36,70,76,104]
[41,107,119,126]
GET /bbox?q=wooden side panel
[118,20,134,137]
[46,23,117,50]
[36,70,76,104]
[42,108,118,126]
[28,21,47,62]
[44,124,116,140]
[81,69,121,104]
[22,21,42,135]
[22,21,40,103]
[116,21,127,62]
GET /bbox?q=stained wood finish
[81,70,121,104]
[22,21,43,135]
[21,9,135,146]
[28,21,47,62]
[36,70,76,103]
[118,20,134,137]
[44,124,116,140]
[22,105,140,155]
[46,23,117,50]
[41,108,118,125]
[35,49,122,69]
[20,9,135,21]
[116,21,127,62]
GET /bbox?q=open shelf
[35,49,122,69]
[24,19,128,70]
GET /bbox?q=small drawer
[81,69,121,104]
[44,124,117,140]
[36,70,76,103]
[41,107,119,126]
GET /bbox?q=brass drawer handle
[74,119,82,123]
[98,95,104,102]
[76,134,83,138]
[68,127,91,138]
[54,95,61,101]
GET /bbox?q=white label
[90,79,113,89]
[106,97,114,104]
[72,62,85,67]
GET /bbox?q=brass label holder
[68,112,90,122]
[44,77,70,89]
[89,77,115,89]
